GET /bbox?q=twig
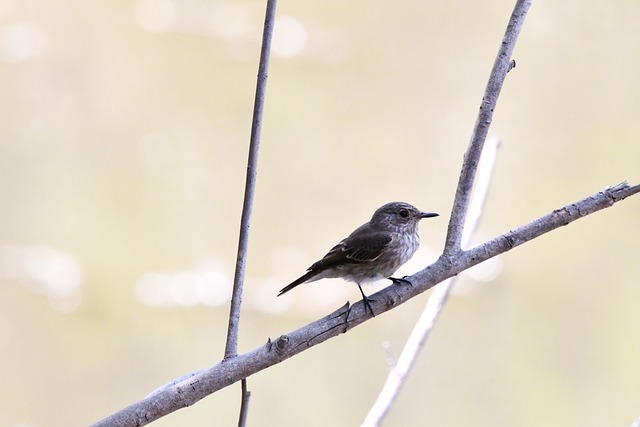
[224,0,278,362]
[444,0,532,256]
[361,136,501,427]
[237,379,251,427]
[461,137,501,248]
[223,0,277,424]
[91,182,640,427]
[360,3,531,421]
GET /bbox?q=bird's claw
[343,297,375,321]
[363,296,376,317]
[389,275,413,286]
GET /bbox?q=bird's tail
[277,270,318,296]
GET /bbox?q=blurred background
[0,0,639,426]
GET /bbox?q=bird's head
[370,202,439,233]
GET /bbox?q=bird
[278,201,438,316]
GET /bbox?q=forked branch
[91,0,640,425]
[92,182,640,427]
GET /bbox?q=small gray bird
[278,202,438,316]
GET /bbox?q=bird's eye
[399,209,409,218]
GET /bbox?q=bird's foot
[355,283,376,317]
[389,275,413,286]
[342,298,375,321]
[362,296,376,317]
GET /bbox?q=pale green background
[0,0,639,426]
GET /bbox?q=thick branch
[92,181,640,427]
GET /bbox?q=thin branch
[444,0,532,256]
[223,0,276,423]
[360,2,530,419]
[361,136,501,427]
[224,0,278,360]
[461,137,501,249]
[91,181,640,427]
[237,379,251,427]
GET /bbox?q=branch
[224,0,277,361]
[237,378,251,427]
[91,181,640,427]
[444,0,531,255]
[361,136,501,427]
[224,0,277,423]
[360,2,533,419]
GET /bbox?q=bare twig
[360,4,532,421]
[224,0,278,361]
[237,379,251,427]
[461,137,501,248]
[361,136,501,427]
[92,182,640,427]
[223,0,277,424]
[444,0,532,256]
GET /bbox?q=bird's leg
[389,275,413,286]
[356,283,376,317]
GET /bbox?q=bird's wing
[277,227,393,297]
[311,231,392,269]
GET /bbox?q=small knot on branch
[274,335,289,355]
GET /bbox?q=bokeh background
[0,0,639,426]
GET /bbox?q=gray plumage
[278,202,438,315]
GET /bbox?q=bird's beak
[419,212,439,219]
